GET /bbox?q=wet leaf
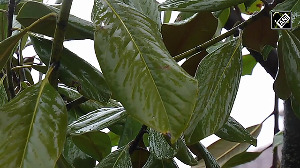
[68,107,127,135]
[93,0,198,143]
[72,131,111,161]
[31,36,111,103]
[175,138,198,166]
[196,124,262,167]
[143,155,178,168]
[242,16,278,52]
[215,117,257,146]
[17,1,94,40]
[159,0,246,12]
[0,67,67,168]
[242,54,257,76]
[273,38,291,100]
[185,38,242,145]
[148,129,177,160]
[194,143,220,168]
[281,30,300,102]
[96,145,132,168]
[118,116,142,147]
[222,151,262,168]
[162,12,217,57]
[63,137,96,168]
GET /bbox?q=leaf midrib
[19,67,54,167]
[102,0,170,130]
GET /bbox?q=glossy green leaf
[273,131,283,149]
[214,8,230,36]
[184,38,242,145]
[143,155,178,168]
[274,0,300,27]
[0,68,67,168]
[108,131,120,147]
[196,143,220,168]
[215,116,257,146]
[175,138,198,166]
[96,145,132,168]
[93,0,198,143]
[196,124,262,167]
[242,54,257,76]
[118,116,142,147]
[262,45,273,61]
[63,137,96,168]
[149,129,177,159]
[159,0,246,12]
[72,131,111,161]
[222,151,262,168]
[273,38,291,100]
[68,107,127,135]
[17,1,94,40]
[125,0,161,28]
[162,12,217,57]
[31,36,111,103]
[281,30,300,103]
[55,155,74,168]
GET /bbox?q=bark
[281,99,300,167]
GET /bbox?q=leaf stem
[129,125,148,154]
[173,7,269,61]
[49,0,73,87]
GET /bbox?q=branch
[66,96,88,111]
[5,0,16,100]
[49,0,73,87]
[129,125,148,154]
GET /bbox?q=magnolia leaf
[31,36,111,103]
[159,0,246,12]
[215,116,257,146]
[195,124,262,167]
[72,131,111,161]
[68,107,127,135]
[222,151,262,168]
[194,143,220,168]
[0,67,67,168]
[95,145,132,168]
[17,1,94,40]
[175,138,198,166]
[92,0,198,143]
[281,30,300,102]
[185,38,242,145]
[118,116,142,147]
[242,16,278,52]
[143,154,179,168]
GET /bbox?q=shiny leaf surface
[215,116,257,146]
[162,12,217,57]
[193,143,220,168]
[185,38,242,144]
[242,16,278,52]
[31,36,111,103]
[222,151,262,168]
[93,0,198,143]
[281,30,300,102]
[159,0,246,12]
[68,107,127,135]
[17,1,94,40]
[72,131,111,161]
[126,0,161,28]
[242,54,257,76]
[149,129,177,160]
[175,138,198,166]
[0,68,67,168]
[118,116,142,147]
[143,155,178,168]
[96,145,132,168]
[273,38,291,100]
[196,124,262,167]
[63,137,96,168]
